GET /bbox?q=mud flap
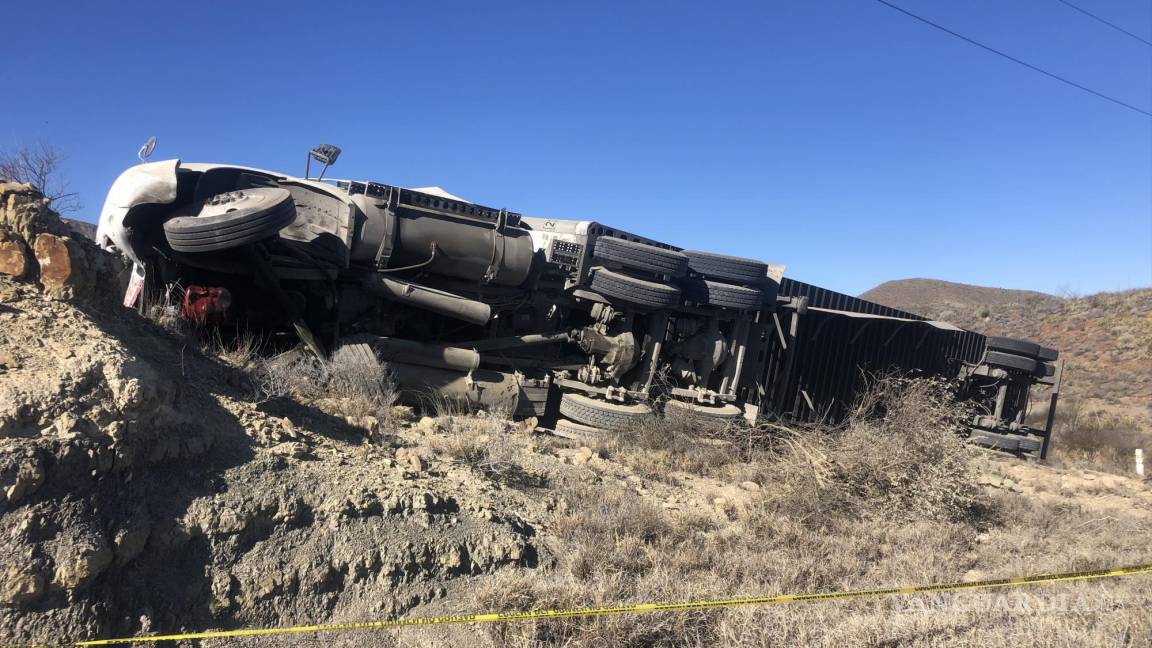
[123,263,146,308]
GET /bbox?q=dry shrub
[207,329,263,368]
[606,376,982,523]
[553,487,672,581]
[141,283,194,336]
[427,415,541,486]
[418,390,478,418]
[1050,399,1149,474]
[252,348,398,435]
[757,376,983,525]
[832,375,983,522]
[323,345,399,418]
[252,351,325,402]
[599,409,747,481]
[781,392,979,523]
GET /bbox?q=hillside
[861,279,1152,425]
[861,278,1059,320]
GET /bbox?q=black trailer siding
[765,279,987,422]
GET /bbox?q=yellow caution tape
[52,562,1152,645]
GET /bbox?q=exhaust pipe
[362,275,491,325]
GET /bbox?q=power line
[1055,0,1152,48]
[873,0,1152,118]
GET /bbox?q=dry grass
[472,377,1152,647]
[208,328,264,369]
[1050,399,1150,475]
[593,410,752,482]
[426,414,545,487]
[251,347,399,441]
[603,376,982,523]
[322,346,399,418]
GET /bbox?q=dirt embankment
[0,185,545,645]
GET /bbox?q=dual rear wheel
[553,391,744,437]
[982,336,1058,376]
[588,237,773,311]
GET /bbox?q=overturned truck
[96,150,1062,458]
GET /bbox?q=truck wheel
[664,399,744,420]
[593,236,688,277]
[164,187,296,253]
[984,351,1038,373]
[968,431,1020,452]
[985,336,1040,358]
[1017,435,1043,453]
[588,267,681,309]
[683,250,768,284]
[559,392,652,431]
[553,418,607,441]
[682,279,762,310]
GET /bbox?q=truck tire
[559,392,652,431]
[164,188,296,253]
[969,431,1020,452]
[1037,346,1059,362]
[969,431,1042,454]
[683,250,768,284]
[553,418,607,441]
[593,236,688,277]
[984,351,1038,374]
[682,279,762,310]
[664,399,744,420]
[1017,435,1043,453]
[588,267,681,309]
[985,336,1040,358]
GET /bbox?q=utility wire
[873,0,1152,118]
[1055,0,1152,48]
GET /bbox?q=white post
[1137,449,1145,478]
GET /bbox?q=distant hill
[860,278,1059,322]
[861,279,1152,425]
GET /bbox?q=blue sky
[2,0,1149,296]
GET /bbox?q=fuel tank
[350,188,534,287]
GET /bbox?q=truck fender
[96,159,180,265]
